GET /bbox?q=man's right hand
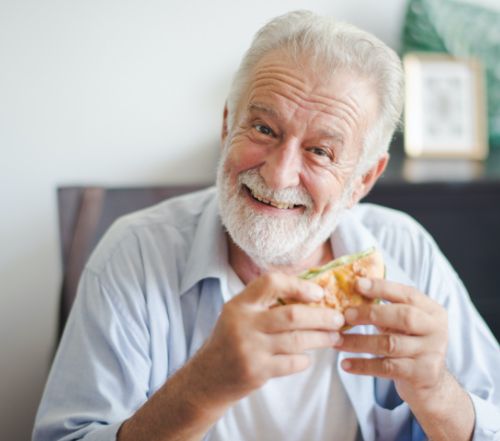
[189,272,345,408]
[118,273,345,441]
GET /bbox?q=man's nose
[259,139,302,190]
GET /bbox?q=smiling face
[217,49,380,268]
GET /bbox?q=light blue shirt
[33,187,500,441]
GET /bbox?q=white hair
[226,10,404,175]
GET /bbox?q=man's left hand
[334,277,449,406]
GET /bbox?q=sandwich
[278,248,385,330]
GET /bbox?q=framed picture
[403,52,488,160]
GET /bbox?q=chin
[216,150,349,269]
[218,186,344,269]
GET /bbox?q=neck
[227,234,334,285]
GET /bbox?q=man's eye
[307,147,331,158]
[254,124,274,136]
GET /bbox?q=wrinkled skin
[193,273,345,405]
[336,277,449,406]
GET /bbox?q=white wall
[0,1,408,439]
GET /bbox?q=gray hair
[226,10,404,175]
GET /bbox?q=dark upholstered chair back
[57,182,500,341]
[57,185,208,337]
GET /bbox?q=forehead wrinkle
[251,84,360,135]
[289,93,358,136]
[251,77,360,117]
[252,70,309,101]
[247,61,369,138]
[253,69,318,99]
[253,64,363,112]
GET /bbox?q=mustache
[238,169,313,208]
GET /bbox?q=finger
[245,273,324,306]
[341,357,414,381]
[271,330,341,354]
[344,303,435,335]
[356,278,436,313]
[335,333,425,357]
[269,354,311,377]
[258,303,345,333]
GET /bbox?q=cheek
[302,170,347,215]
[225,137,266,176]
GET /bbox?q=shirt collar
[179,189,229,295]
[330,209,378,257]
[180,199,415,295]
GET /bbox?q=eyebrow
[247,101,345,145]
[316,129,344,145]
[248,102,280,118]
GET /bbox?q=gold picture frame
[403,52,488,160]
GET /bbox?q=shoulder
[353,203,424,234]
[352,203,459,299]
[85,187,217,276]
[352,202,435,250]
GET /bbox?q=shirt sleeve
[368,212,500,441]
[418,230,500,441]
[32,264,152,441]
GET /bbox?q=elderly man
[34,10,500,441]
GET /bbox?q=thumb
[245,272,324,307]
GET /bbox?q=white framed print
[403,52,488,160]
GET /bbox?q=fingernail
[344,308,358,322]
[357,278,372,292]
[332,311,345,328]
[329,332,341,344]
[310,285,324,300]
[342,360,352,370]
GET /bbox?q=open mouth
[243,185,304,210]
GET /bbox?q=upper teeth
[250,189,296,209]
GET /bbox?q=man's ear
[221,104,229,144]
[347,153,389,208]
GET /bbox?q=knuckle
[258,273,273,288]
[289,330,302,350]
[220,301,234,317]
[402,308,418,332]
[382,358,395,376]
[238,354,265,388]
[367,306,378,324]
[403,288,416,305]
[263,272,281,286]
[385,334,398,355]
[322,309,336,327]
[221,300,241,323]
[287,354,310,373]
[437,344,447,358]
[286,305,301,323]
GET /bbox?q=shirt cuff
[78,421,124,441]
[470,393,500,441]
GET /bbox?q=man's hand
[334,277,448,404]
[191,272,345,407]
[334,277,474,441]
[119,273,345,441]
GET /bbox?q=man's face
[217,50,379,267]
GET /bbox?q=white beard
[216,145,354,269]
